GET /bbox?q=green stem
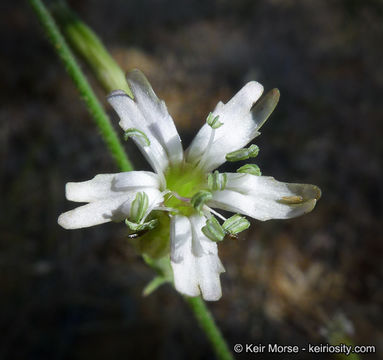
[185,296,234,360]
[28,0,133,172]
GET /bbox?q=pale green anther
[124,128,150,147]
[236,164,262,176]
[208,171,227,191]
[125,218,159,232]
[206,112,223,129]
[222,214,250,234]
[225,144,260,162]
[248,144,260,157]
[130,192,149,223]
[202,217,225,242]
[191,190,213,213]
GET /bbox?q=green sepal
[142,252,173,296]
[130,211,170,259]
[202,217,225,242]
[222,214,250,234]
[236,164,262,176]
[143,276,168,296]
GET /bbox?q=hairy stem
[28,0,133,172]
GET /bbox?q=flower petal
[186,83,279,171]
[113,171,161,190]
[107,70,183,174]
[189,214,219,257]
[170,215,192,264]
[209,173,321,221]
[170,215,225,301]
[58,188,163,229]
[66,172,161,203]
[108,90,168,175]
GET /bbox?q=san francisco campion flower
[58,69,321,301]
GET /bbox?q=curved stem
[28,0,133,172]
[185,296,233,360]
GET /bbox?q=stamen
[191,190,213,214]
[226,144,259,162]
[130,192,149,223]
[167,191,190,203]
[152,205,178,213]
[203,205,227,221]
[202,217,225,242]
[208,171,227,191]
[279,195,304,204]
[236,164,262,176]
[125,218,159,232]
[206,112,223,129]
[222,214,250,234]
[124,128,151,147]
[140,190,171,223]
[196,113,223,171]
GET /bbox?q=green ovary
[164,163,207,216]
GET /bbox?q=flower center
[164,163,207,216]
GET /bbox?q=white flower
[58,69,321,301]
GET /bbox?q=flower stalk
[185,296,234,360]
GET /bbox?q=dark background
[1,0,382,359]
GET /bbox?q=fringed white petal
[107,70,183,174]
[170,215,225,301]
[186,84,280,172]
[66,172,161,203]
[58,187,163,230]
[209,174,321,221]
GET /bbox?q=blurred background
[1,0,382,359]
